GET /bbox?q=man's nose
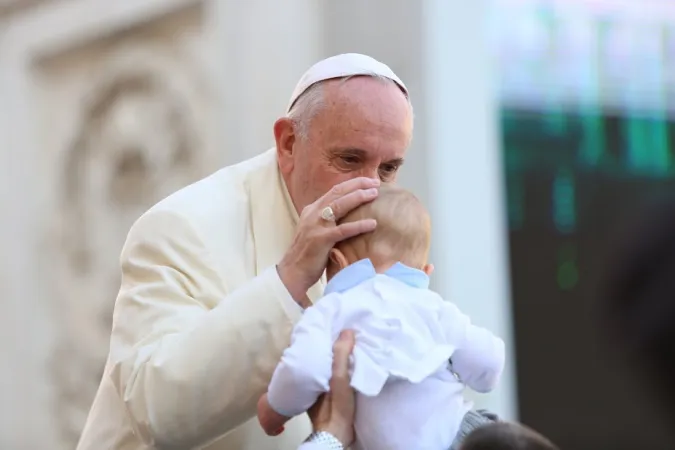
[360,167,380,180]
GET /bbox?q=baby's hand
[257,393,290,436]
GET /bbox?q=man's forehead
[308,79,413,155]
[323,107,411,140]
[323,76,408,108]
[327,146,405,163]
[318,82,411,129]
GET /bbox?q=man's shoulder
[148,167,243,221]
[137,149,276,233]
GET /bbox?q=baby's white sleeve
[267,294,339,417]
[441,302,506,394]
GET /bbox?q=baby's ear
[329,248,340,264]
[329,248,349,270]
[423,263,434,276]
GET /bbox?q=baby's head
[460,422,559,450]
[327,185,432,280]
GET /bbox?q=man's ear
[422,263,434,276]
[329,248,350,270]
[274,117,296,175]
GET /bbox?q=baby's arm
[257,393,289,436]
[262,294,339,433]
[441,302,506,393]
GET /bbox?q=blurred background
[1,0,674,448]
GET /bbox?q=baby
[258,186,506,450]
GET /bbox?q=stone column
[0,21,57,447]
[422,0,518,418]
[208,0,324,165]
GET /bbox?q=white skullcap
[287,53,408,112]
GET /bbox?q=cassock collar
[278,162,299,225]
[246,148,325,303]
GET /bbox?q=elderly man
[77,53,413,450]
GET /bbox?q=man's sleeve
[107,209,303,449]
[441,302,506,393]
[266,296,337,417]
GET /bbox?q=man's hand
[308,330,356,447]
[278,177,379,305]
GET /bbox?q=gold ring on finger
[320,205,336,222]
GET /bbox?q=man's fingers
[320,177,380,207]
[308,392,326,418]
[330,330,355,391]
[328,219,377,243]
[328,188,378,220]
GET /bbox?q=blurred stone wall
[0,0,321,448]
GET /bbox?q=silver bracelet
[305,431,344,449]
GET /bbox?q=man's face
[275,76,413,213]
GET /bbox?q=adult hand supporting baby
[307,330,357,447]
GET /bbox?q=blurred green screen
[495,1,675,448]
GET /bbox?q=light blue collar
[324,258,429,296]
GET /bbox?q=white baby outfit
[267,259,505,450]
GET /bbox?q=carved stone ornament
[49,54,207,448]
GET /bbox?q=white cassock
[267,259,506,450]
[77,148,324,450]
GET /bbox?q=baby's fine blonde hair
[337,185,431,269]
